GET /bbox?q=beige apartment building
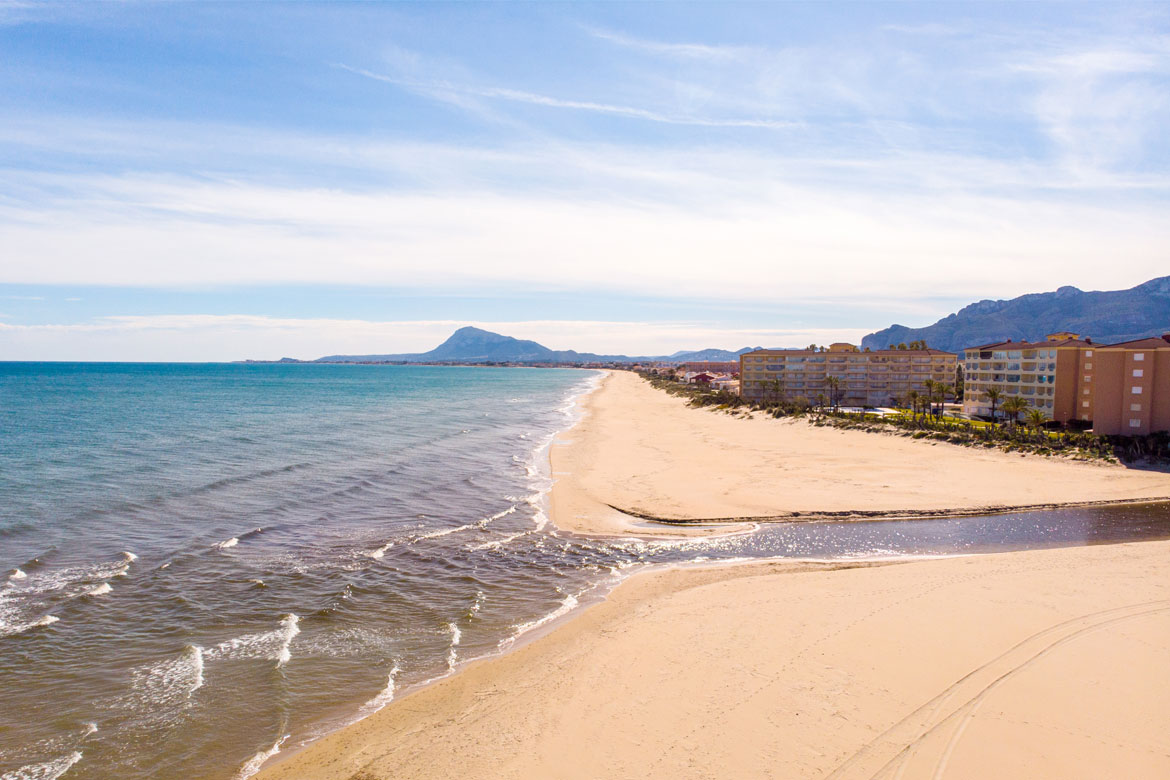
[961,333,1090,421]
[739,343,957,407]
[961,332,1170,435]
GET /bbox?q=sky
[1,1,1168,361]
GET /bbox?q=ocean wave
[0,613,60,638]
[484,505,517,524]
[125,644,205,714]
[412,521,481,542]
[8,568,27,581]
[209,614,300,669]
[468,531,527,552]
[233,735,287,780]
[498,589,583,651]
[0,750,83,780]
[349,663,402,723]
[445,622,461,671]
[211,527,263,550]
[188,461,311,498]
[86,583,112,596]
[365,541,394,559]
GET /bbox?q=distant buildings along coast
[962,333,1170,436]
[735,332,1170,436]
[738,343,957,409]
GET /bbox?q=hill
[313,326,758,364]
[861,276,1170,353]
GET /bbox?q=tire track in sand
[826,599,1170,780]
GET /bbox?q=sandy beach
[258,542,1170,780]
[255,371,1170,780]
[551,371,1170,535]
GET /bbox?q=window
[1085,363,1092,369]
[1132,386,1143,395]
[1085,350,1093,357]
[1083,388,1091,395]
[1133,369,1144,377]
[1131,403,1142,412]
[1082,401,1090,408]
[1134,353,1145,362]
[1130,419,1143,428]
[1084,375,1091,382]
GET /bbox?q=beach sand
[255,370,1170,780]
[257,542,1170,780]
[551,370,1170,535]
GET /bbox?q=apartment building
[961,333,1090,422]
[1084,337,1170,435]
[739,343,957,407]
[962,332,1170,435]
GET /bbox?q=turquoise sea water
[1,363,1168,780]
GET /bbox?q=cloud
[0,315,869,362]
[339,64,799,129]
[2,144,1168,310]
[584,25,757,62]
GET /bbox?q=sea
[2,362,1169,780]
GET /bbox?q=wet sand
[550,371,1170,536]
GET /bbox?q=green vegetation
[640,373,1170,464]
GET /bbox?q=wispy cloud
[339,64,799,129]
[584,25,756,62]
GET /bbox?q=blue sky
[2,1,1168,360]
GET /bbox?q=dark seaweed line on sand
[608,496,1170,526]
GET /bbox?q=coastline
[253,367,1170,779]
[256,542,1170,779]
[549,370,1170,536]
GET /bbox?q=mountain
[861,276,1170,353]
[312,327,761,365]
[665,347,759,362]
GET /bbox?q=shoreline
[256,541,1170,780]
[253,369,1170,779]
[548,371,1170,536]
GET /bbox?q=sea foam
[498,589,582,651]
[446,622,461,671]
[233,735,287,780]
[2,750,83,780]
[365,542,394,559]
[208,613,301,669]
[350,663,402,722]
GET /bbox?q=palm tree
[1001,397,1028,429]
[826,376,842,412]
[937,383,954,418]
[983,386,1003,424]
[1025,408,1047,431]
[907,390,921,418]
